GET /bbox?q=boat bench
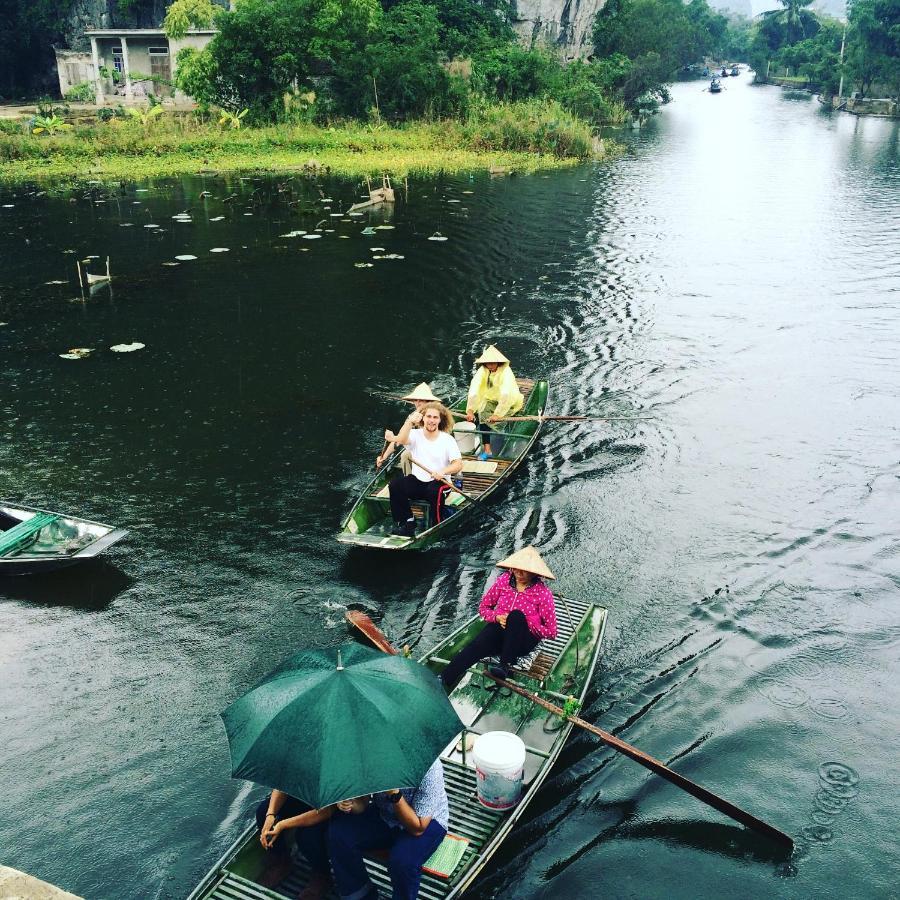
[0,513,58,557]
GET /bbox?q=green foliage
[163,0,220,39]
[473,45,557,101]
[845,0,900,98]
[124,104,164,126]
[0,119,26,135]
[561,696,582,718]
[777,19,843,92]
[548,59,630,125]
[31,114,73,135]
[759,0,820,50]
[218,108,249,128]
[463,98,594,158]
[64,82,96,103]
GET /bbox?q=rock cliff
[511,0,607,58]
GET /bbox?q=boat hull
[0,503,128,576]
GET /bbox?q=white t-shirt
[406,429,461,483]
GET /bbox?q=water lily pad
[375,225,395,230]
[279,230,307,238]
[210,247,229,253]
[210,216,225,222]
[370,247,386,252]
[339,235,350,239]
[243,212,253,216]
[162,261,180,267]
[372,254,385,259]
[110,342,145,353]
[144,224,159,228]
[428,232,448,242]
[59,347,93,360]
[175,254,197,261]
[2,204,15,208]
[384,254,405,260]
[330,213,344,217]
[361,227,376,235]
[320,198,333,203]
[462,190,474,194]
[447,199,461,203]
[119,223,134,227]
[303,234,322,240]
[45,280,66,285]
[354,262,374,268]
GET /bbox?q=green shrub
[65,82,96,103]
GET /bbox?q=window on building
[112,46,124,73]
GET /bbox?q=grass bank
[0,101,605,184]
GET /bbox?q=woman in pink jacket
[440,546,558,690]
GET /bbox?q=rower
[465,345,523,460]
[376,382,440,471]
[385,402,462,537]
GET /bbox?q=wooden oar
[406,454,503,524]
[498,415,653,422]
[345,610,794,851]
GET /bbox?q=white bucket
[453,421,481,455]
[472,731,526,811]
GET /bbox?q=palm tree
[760,0,821,48]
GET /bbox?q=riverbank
[0,103,604,184]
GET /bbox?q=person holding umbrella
[440,546,558,690]
[220,644,462,900]
[465,345,523,460]
[328,758,449,900]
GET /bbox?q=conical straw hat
[496,545,555,580]
[401,382,440,402]
[475,345,510,365]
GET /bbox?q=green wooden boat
[337,378,549,550]
[187,596,608,900]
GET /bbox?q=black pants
[389,474,443,524]
[440,609,540,690]
[254,795,329,873]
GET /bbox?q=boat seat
[0,513,58,557]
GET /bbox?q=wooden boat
[730,65,740,77]
[0,502,128,575]
[186,597,608,900]
[337,378,549,550]
[710,78,722,93]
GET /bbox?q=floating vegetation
[384,253,405,259]
[303,234,322,240]
[210,216,225,222]
[354,262,373,268]
[361,227,376,235]
[370,247,386,252]
[428,232,448,242]
[144,224,159,228]
[330,213,343,217]
[59,347,93,360]
[375,225,395,230]
[210,247,230,253]
[119,223,134,227]
[110,342,145,353]
[339,235,350,239]
[280,230,307,237]
[45,280,66,285]
[162,261,180,267]
[175,254,197,261]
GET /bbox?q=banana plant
[125,105,164,127]
[32,115,73,135]
[218,108,249,129]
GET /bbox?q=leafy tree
[172,0,380,119]
[777,18,843,91]
[845,0,900,98]
[473,45,557,101]
[0,0,71,99]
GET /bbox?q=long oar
[406,454,503,524]
[345,610,794,851]
[461,414,652,426]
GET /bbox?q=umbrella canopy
[221,643,462,808]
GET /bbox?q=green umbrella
[221,642,462,808]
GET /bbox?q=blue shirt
[374,759,449,831]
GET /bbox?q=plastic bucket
[453,421,481,455]
[472,731,526,811]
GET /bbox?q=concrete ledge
[0,866,83,900]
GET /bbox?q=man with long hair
[384,402,463,537]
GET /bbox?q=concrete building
[55,29,216,104]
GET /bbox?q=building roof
[84,29,217,37]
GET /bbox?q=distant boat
[730,65,740,77]
[710,78,723,93]
[0,503,128,575]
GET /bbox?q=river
[1,73,898,899]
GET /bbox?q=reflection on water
[1,74,898,899]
